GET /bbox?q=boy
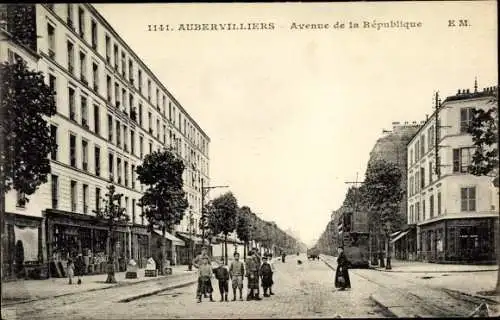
[229,252,245,301]
[213,257,230,302]
[245,249,261,301]
[196,256,215,303]
[260,255,273,297]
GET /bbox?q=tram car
[337,210,370,268]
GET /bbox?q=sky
[93,1,497,247]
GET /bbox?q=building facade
[406,85,498,264]
[1,4,210,279]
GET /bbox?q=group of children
[195,249,275,303]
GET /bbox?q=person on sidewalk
[67,258,75,285]
[193,247,211,298]
[267,253,275,295]
[260,256,273,297]
[75,253,85,285]
[252,248,263,299]
[229,252,245,301]
[245,250,261,301]
[213,257,230,302]
[334,247,351,291]
[196,256,215,303]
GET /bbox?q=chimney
[412,121,417,124]
[458,89,461,94]
[425,114,429,120]
[466,89,470,94]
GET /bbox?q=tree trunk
[244,241,247,260]
[224,234,228,265]
[386,232,392,270]
[106,229,117,283]
[160,228,167,275]
[378,233,385,268]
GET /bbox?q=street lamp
[200,180,229,248]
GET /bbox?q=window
[147,79,151,101]
[409,205,414,223]
[71,180,77,211]
[169,102,172,120]
[51,175,58,209]
[116,120,121,147]
[124,196,129,215]
[124,161,129,186]
[453,148,474,173]
[437,192,442,215]
[78,6,85,38]
[92,62,99,92]
[123,125,128,151]
[107,114,113,142]
[81,96,88,128]
[461,187,476,212]
[139,136,144,158]
[48,74,56,98]
[131,165,135,188]
[415,141,420,161]
[128,59,133,81]
[113,44,118,70]
[96,187,101,212]
[47,23,55,59]
[149,141,152,154]
[79,51,87,83]
[95,146,101,176]
[138,69,143,92]
[117,158,122,184]
[93,104,100,135]
[121,52,126,77]
[130,131,135,155]
[409,176,414,196]
[156,119,160,139]
[129,94,134,114]
[67,41,74,74]
[429,195,434,218]
[70,134,76,167]
[91,20,97,49]
[409,149,413,166]
[50,125,58,160]
[115,82,120,107]
[156,88,160,109]
[122,89,127,112]
[106,75,112,102]
[108,153,114,181]
[67,4,74,28]
[105,34,111,63]
[163,124,166,143]
[415,171,420,193]
[82,139,88,171]
[132,199,136,223]
[421,135,425,156]
[460,108,474,133]
[428,126,435,149]
[83,184,89,213]
[420,167,425,188]
[138,103,143,126]
[148,112,152,132]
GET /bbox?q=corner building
[406,85,498,264]
[1,4,210,279]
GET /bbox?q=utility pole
[200,180,229,249]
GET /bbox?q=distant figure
[75,253,85,284]
[229,252,245,301]
[67,258,75,285]
[334,247,351,290]
[267,254,275,295]
[281,253,286,263]
[260,256,273,297]
[297,260,303,265]
[213,257,230,302]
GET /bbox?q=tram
[337,210,370,268]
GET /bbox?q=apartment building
[1,4,210,278]
[405,84,498,263]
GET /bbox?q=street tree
[208,192,238,264]
[136,148,189,274]
[94,185,129,283]
[236,206,252,259]
[362,159,404,269]
[467,100,499,293]
[0,58,57,280]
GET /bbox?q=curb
[2,271,197,306]
[118,278,198,303]
[370,268,498,274]
[368,294,398,318]
[441,288,500,306]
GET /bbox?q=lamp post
[385,221,392,270]
[188,207,194,271]
[200,180,229,248]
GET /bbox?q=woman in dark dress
[334,247,351,290]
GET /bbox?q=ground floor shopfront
[392,226,418,261]
[416,217,498,264]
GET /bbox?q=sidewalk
[2,264,197,304]
[371,258,498,273]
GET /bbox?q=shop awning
[390,230,410,243]
[153,230,185,246]
[176,233,204,245]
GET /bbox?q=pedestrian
[334,247,351,291]
[260,256,273,297]
[267,253,275,295]
[245,249,261,301]
[213,257,230,302]
[253,248,262,298]
[67,258,75,285]
[75,252,85,284]
[196,256,214,303]
[229,252,245,301]
[281,252,286,263]
[193,247,211,298]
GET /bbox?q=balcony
[67,19,74,30]
[93,84,99,92]
[82,162,88,171]
[83,204,88,214]
[81,76,88,86]
[130,109,137,122]
[92,42,97,50]
[82,119,89,129]
[149,128,153,135]
[51,199,58,209]
[124,144,128,152]
[68,64,74,74]
[96,167,100,176]
[109,174,114,182]
[48,49,55,60]
[71,203,77,212]
[118,177,122,184]
[116,101,121,109]
[70,156,76,167]
[70,111,76,121]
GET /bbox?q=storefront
[418,217,497,264]
[2,212,46,280]
[391,225,417,261]
[176,232,204,265]
[44,209,148,277]
[150,229,185,266]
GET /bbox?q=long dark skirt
[261,274,273,288]
[197,276,213,297]
[334,266,351,289]
[247,272,259,289]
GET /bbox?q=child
[196,256,214,303]
[267,254,275,295]
[260,256,273,297]
[229,252,245,301]
[213,257,230,302]
[67,258,75,285]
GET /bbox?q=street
[2,254,497,319]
